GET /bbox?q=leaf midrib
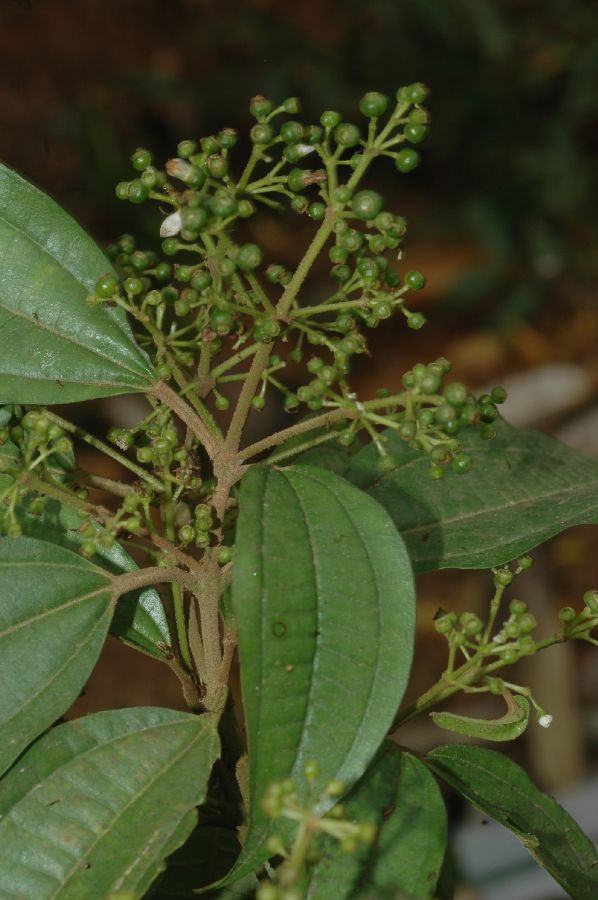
[0,210,149,381]
[50,721,213,896]
[429,753,596,885]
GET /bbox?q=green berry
[407,82,429,104]
[191,270,212,291]
[337,429,356,447]
[329,245,348,264]
[162,238,179,256]
[136,446,154,464]
[115,181,130,200]
[407,312,426,330]
[215,395,230,411]
[287,168,308,193]
[95,273,119,298]
[252,395,266,411]
[177,140,197,158]
[127,180,149,204]
[250,95,273,119]
[217,545,233,565]
[210,191,237,217]
[359,91,389,118]
[219,128,238,149]
[181,207,209,231]
[494,568,513,587]
[207,155,228,178]
[451,452,473,474]
[405,269,426,290]
[309,202,326,221]
[124,277,143,296]
[130,147,152,171]
[321,110,341,128]
[283,96,301,114]
[178,525,195,544]
[280,120,305,143]
[250,123,274,145]
[434,612,457,634]
[491,386,508,404]
[334,122,362,148]
[510,598,527,615]
[404,123,427,144]
[237,243,263,272]
[444,382,467,406]
[351,190,383,221]
[408,108,430,125]
[218,259,236,279]
[395,148,420,173]
[237,199,255,218]
[583,590,598,615]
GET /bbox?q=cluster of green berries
[558,590,598,643]
[0,408,74,537]
[434,556,537,667]
[368,362,507,478]
[76,489,151,559]
[258,761,376,900]
[87,88,500,489]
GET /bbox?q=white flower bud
[538,714,553,729]
[166,158,196,182]
[160,211,182,238]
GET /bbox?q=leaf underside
[0,707,220,898]
[0,536,114,776]
[13,494,171,657]
[346,418,598,570]
[224,463,416,885]
[0,161,154,404]
[427,744,598,900]
[306,742,447,899]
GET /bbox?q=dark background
[2,0,597,870]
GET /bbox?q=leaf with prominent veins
[346,418,598,570]
[0,161,154,404]
[219,463,415,886]
[0,536,116,775]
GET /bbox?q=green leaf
[427,744,598,900]
[0,536,114,776]
[0,161,154,404]
[0,707,220,898]
[223,464,415,885]
[346,418,598,570]
[430,694,529,741]
[14,495,171,657]
[306,743,447,899]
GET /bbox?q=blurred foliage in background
[1,0,597,330]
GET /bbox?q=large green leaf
[223,464,416,885]
[0,161,154,404]
[0,707,220,898]
[306,743,447,899]
[427,744,598,900]
[14,494,171,657]
[0,536,115,775]
[346,418,598,570]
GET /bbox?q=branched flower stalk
[0,84,508,713]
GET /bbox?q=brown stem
[151,380,222,459]
[112,566,196,597]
